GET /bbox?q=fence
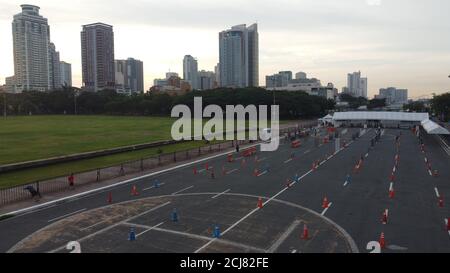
[0,122,317,207]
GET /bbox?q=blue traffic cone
[346,174,351,183]
[294,174,299,182]
[171,208,178,222]
[128,227,136,241]
[213,225,221,238]
[154,180,160,188]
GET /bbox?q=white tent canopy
[333,111,429,122]
[421,119,450,135]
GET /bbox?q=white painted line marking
[428,170,433,176]
[136,222,165,237]
[171,186,194,195]
[226,168,239,175]
[48,208,87,223]
[211,189,231,199]
[389,183,394,192]
[445,219,450,236]
[304,150,311,154]
[80,215,122,231]
[284,158,293,164]
[235,157,244,161]
[257,157,268,163]
[48,201,171,253]
[194,135,358,253]
[291,249,297,253]
[343,181,349,187]
[321,202,333,216]
[81,220,106,231]
[143,182,166,191]
[267,220,301,253]
[365,153,369,158]
[257,170,268,177]
[434,187,440,198]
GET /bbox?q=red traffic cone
[131,185,139,196]
[193,167,197,175]
[447,218,450,231]
[390,173,395,182]
[438,196,444,208]
[205,162,209,170]
[381,210,388,224]
[379,232,386,249]
[107,192,112,204]
[301,224,309,240]
[322,197,329,209]
[257,197,263,209]
[389,188,395,199]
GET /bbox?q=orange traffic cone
[379,232,386,249]
[381,210,388,224]
[322,197,329,209]
[131,185,139,196]
[257,197,263,209]
[286,179,292,188]
[301,224,309,240]
[107,192,112,204]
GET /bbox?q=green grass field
[0,115,176,165]
[0,115,288,189]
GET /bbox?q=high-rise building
[198,70,216,90]
[60,61,72,87]
[295,72,307,80]
[166,72,179,79]
[81,23,115,91]
[12,5,54,92]
[183,55,199,90]
[219,23,259,88]
[266,71,292,88]
[345,71,368,98]
[214,63,220,86]
[377,87,408,105]
[49,42,61,89]
[115,58,144,94]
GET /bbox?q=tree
[403,101,427,113]
[431,92,450,121]
[368,98,386,110]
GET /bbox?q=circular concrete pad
[10,193,358,253]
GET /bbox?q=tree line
[0,87,335,120]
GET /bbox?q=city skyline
[1,0,450,98]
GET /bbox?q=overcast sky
[1,0,449,98]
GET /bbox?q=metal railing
[0,122,317,207]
